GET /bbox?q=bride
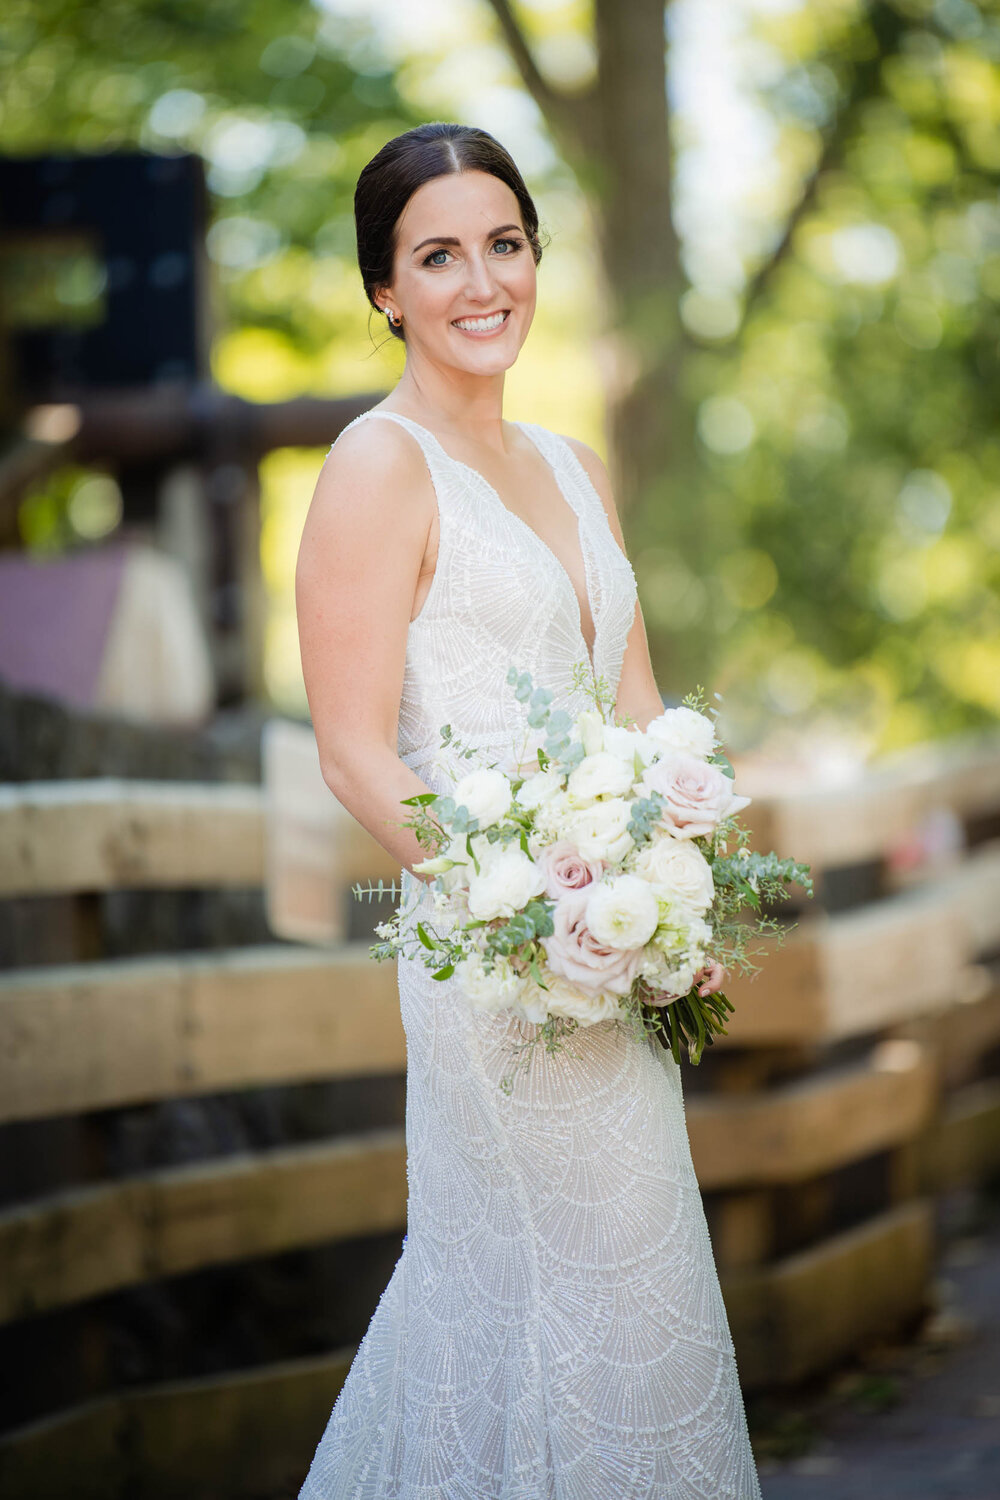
[295,122,761,1500]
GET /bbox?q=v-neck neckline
[374,411,599,676]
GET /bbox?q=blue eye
[421,237,525,268]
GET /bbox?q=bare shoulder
[297,415,435,584]
[318,413,432,505]
[557,432,626,547]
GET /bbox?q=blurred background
[1,2,1000,1497]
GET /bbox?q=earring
[386,309,402,328]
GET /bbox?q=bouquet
[356,664,813,1086]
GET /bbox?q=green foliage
[625,793,666,848]
[640,0,1000,751]
[8,0,997,753]
[0,0,420,358]
[351,876,404,903]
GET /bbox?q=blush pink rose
[537,840,604,900]
[542,887,643,997]
[640,752,751,839]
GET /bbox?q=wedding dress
[299,410,762,1499]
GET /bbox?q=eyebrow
[410,223,523,255]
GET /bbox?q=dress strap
[328,409,456,495]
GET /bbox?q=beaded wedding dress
[299,410,762,1499]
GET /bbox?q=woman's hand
[693,959,726,997]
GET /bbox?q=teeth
[453,311,507,331]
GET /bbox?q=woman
[296,122,761,1500]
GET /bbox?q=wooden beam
[0,1130,407,1324]
[720,841,1000,1046]
[262,716,401,945]
[0,780,264,896]
[0,1346,355,1500]
[0,944,405,1124]
[723,1200,934,1388]
[897,968,1000,1089]
[0,777,397,899]
[688,1040,937,1188]
[921,1078,1000,1194]
[735,729,1000,871]
[3,847,997,1121]
[0,1204,935,1490]
[20,388,386,468]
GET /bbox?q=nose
[464,251,498,304]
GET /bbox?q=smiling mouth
[451,309,511,334]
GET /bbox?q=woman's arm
[562,437,665,733]
[295,420,440,879]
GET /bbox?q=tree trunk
[486,0,688,533]
[589,0,684,523]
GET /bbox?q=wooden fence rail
[2,723,1000,1496]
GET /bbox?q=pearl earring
[386,309,402,327]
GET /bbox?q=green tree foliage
[0,0,419,358]
[3,1,997,749]
[673,0,1000,747]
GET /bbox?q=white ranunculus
[567,798,634,864]
[576,709,605,756]
[457,953,525,1013]
[523,973,621,1027]
[466,846,547,920]
[632,837,715,913]
[645,706,718,761]
[516,767,565,811]
[516,983,553,1025]
[585,874,659,950]
[567,751,635,807]
[452,767,513,829]
[603,723,658,769]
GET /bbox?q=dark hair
[354,122,545,341]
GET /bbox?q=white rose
[576,709,605,756]
[466,846,547,920]
[568,799,634,864]
[640,752,751,839]
[585,874,659,950]
[567,751,635,807]
[452,767,512,829]
[603,723,658,769]
[457,953,525,1013]
[645,706,718,761]
[516,767,565,811]
[632,837,714,913]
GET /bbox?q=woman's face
[377,169,536,375]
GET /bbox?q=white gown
[299,410,762,1499]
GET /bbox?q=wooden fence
[1,726,999,1496]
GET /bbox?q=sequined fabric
[299,410,762,1499]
